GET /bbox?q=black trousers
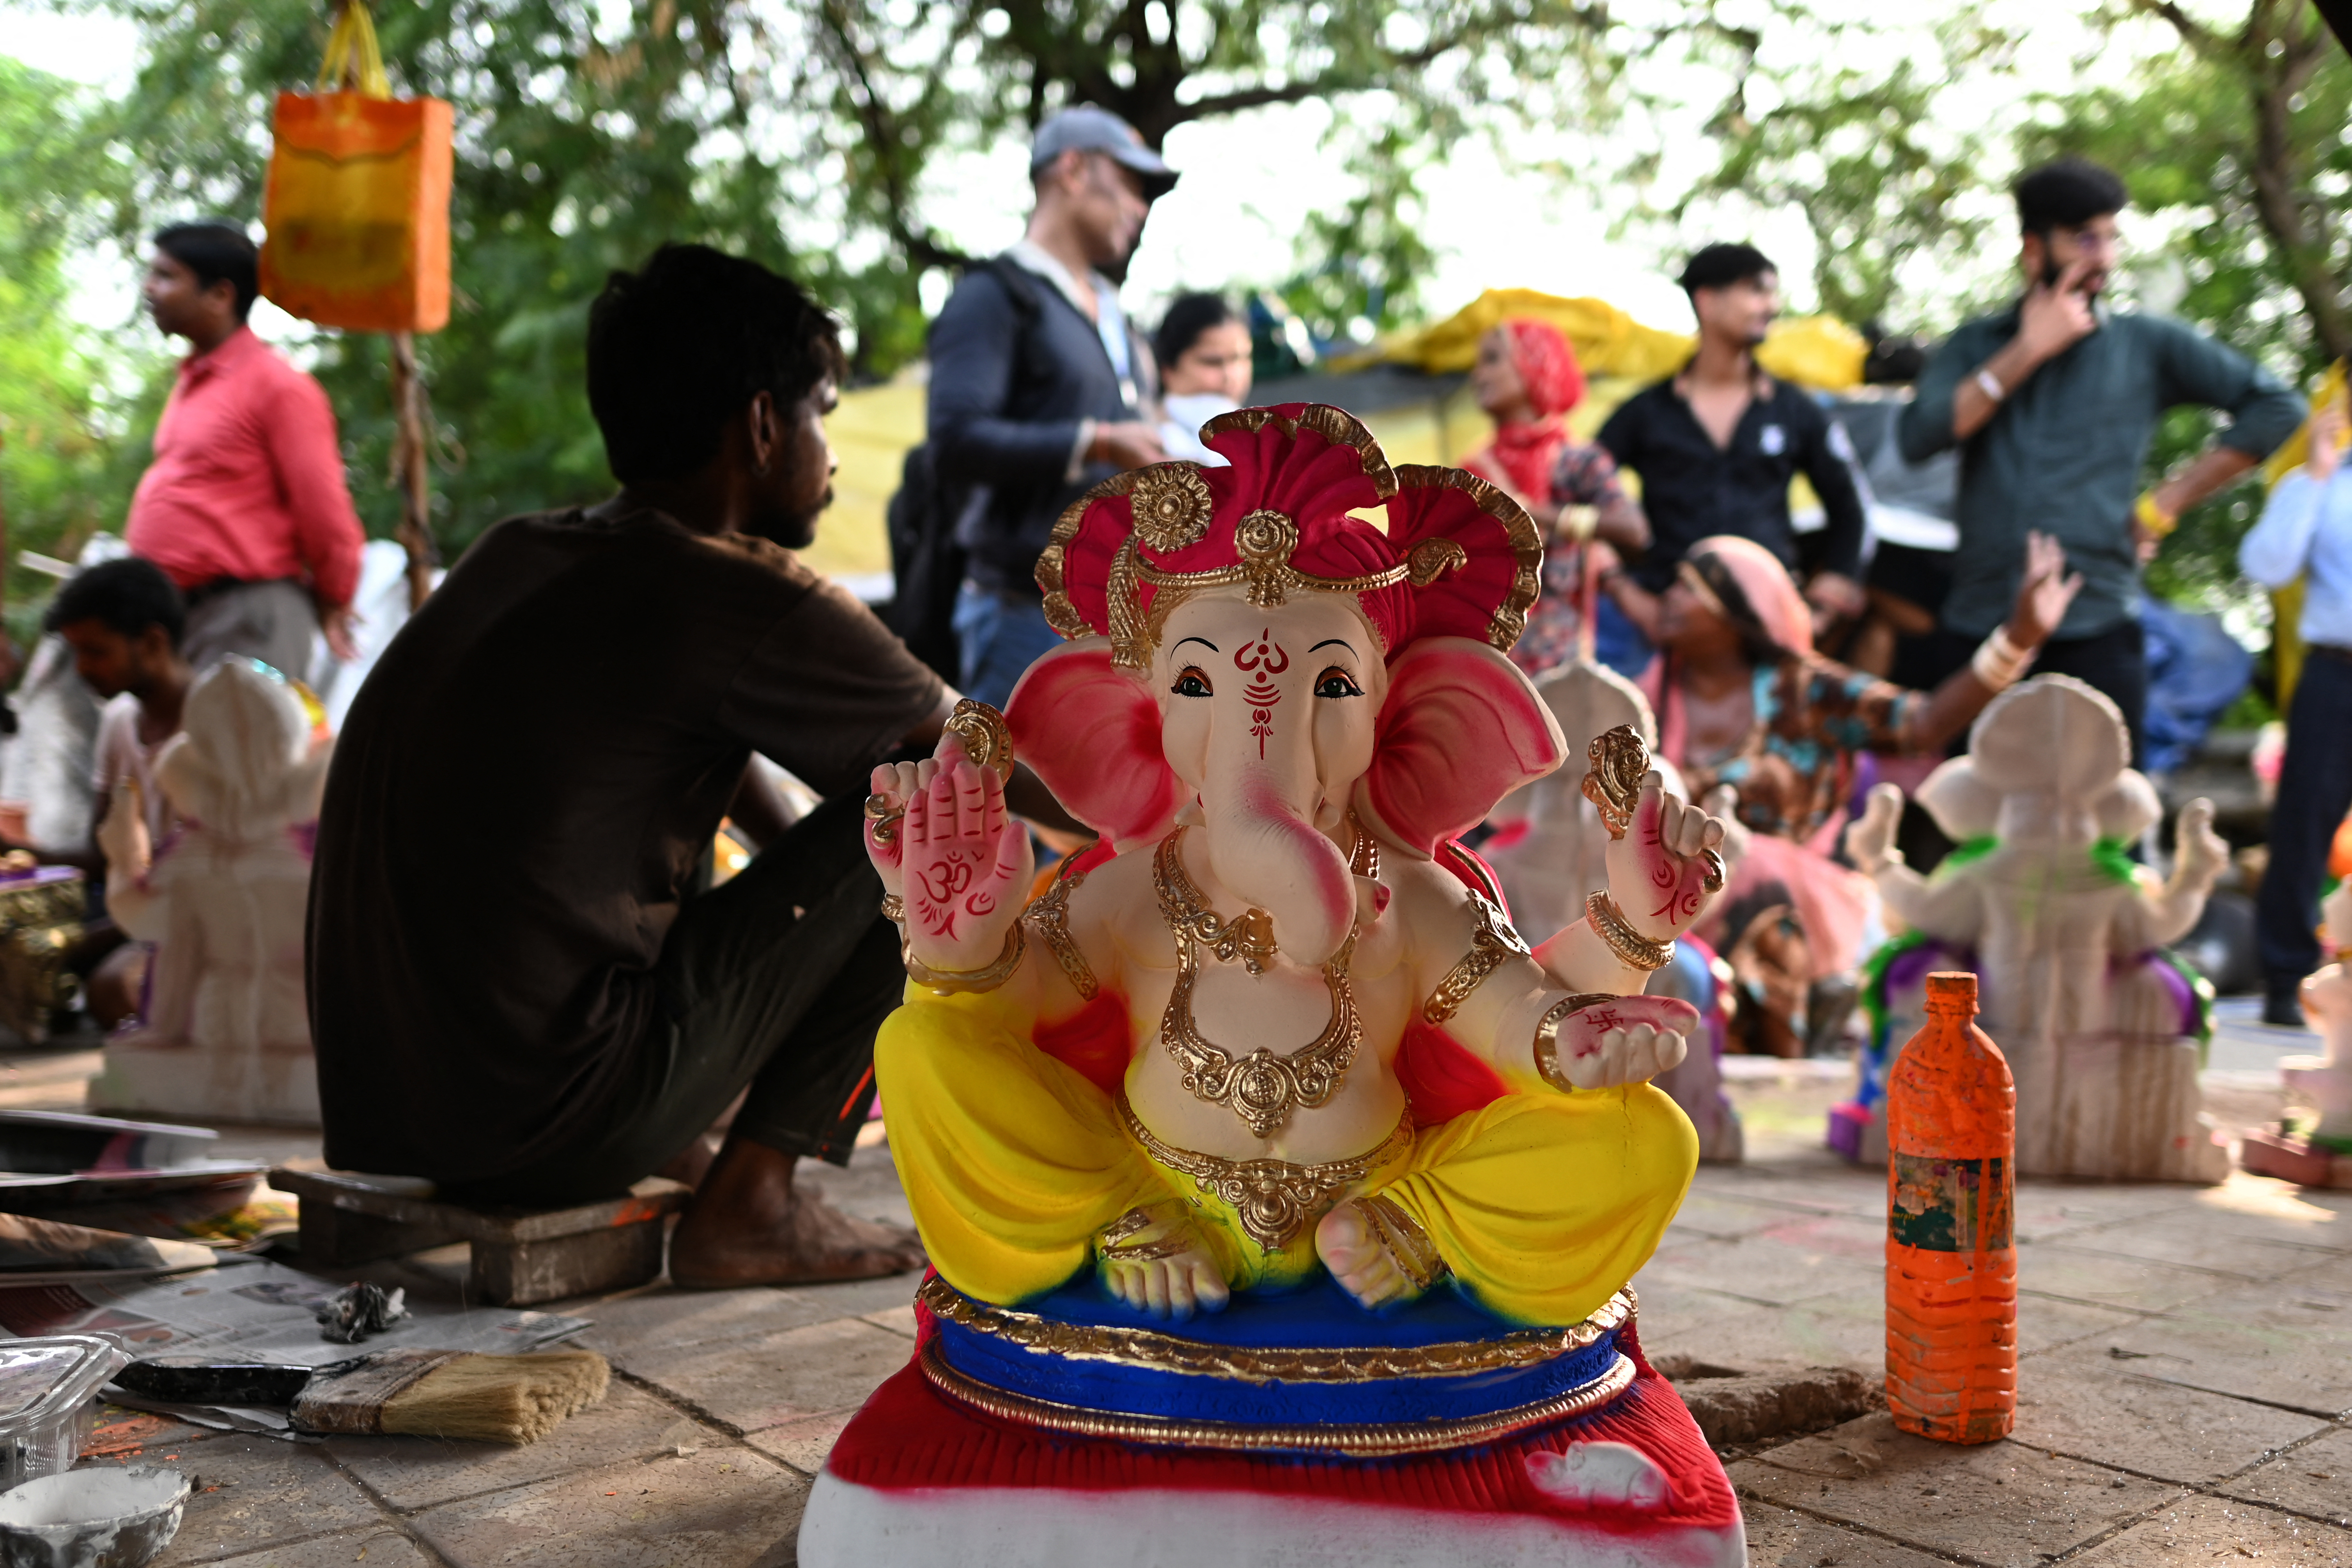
[452,790,903,1206]
[2256,649,2352,996]
[1929,619,2149,768]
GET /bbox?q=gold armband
[1421,891,1530,1025]
[1586,891,1674,972]
[1532,993,1623,1092]
[902,922,1026,995]
[1021,867,1099,1000]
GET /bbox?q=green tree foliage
[73,0,1641,555]
[0,57,158,629]
[1658,13,2019,329]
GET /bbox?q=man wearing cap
[928,105,1177,709]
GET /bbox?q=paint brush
[115,1349,609,1444]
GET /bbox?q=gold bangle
[1586,891,1674,972]
[943,698,1017,782]
[1532,993,1623,1091]
[1581,725,1649,841]
[902,922,1025,995]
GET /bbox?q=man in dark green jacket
[1899,156,2302,763]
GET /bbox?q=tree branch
[815,0,973,270]
[2129,0,2225,56]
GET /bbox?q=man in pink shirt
[128,222,366,679]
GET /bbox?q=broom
[115,1349,610,1445]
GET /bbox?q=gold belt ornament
[1117,1091,1408,1254]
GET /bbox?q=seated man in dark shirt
[309,245,1064,1286]
[1597,243,1869,647]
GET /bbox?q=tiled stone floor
[17,1040,2351,1566]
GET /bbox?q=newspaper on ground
[0,1257,591,1437]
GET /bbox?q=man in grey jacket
[1899,156,2301,764]
[929,107,1176,708]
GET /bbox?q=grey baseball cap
[1030,105,1178,199]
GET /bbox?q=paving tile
[2050,1214,2352,1280]
[570,1286,849,1362]
[1635,1233,1881,1309]
[1646,1285,1886,1372]
[196,1528,433,1568]
[1752,1213,1888,1263]
[2009,1186,2201,1242]
[2092,1289,2352,1417]
[1738,1501,1958,1566]
[1661,1190,1789,1240]
[742,1410,857,1478]
[2014,1241,2242,1312]
[1729,1411,2180,1566]
[2010,1354,2331,1482]
[2015,1293,2142,1356]
[623,1316,914,1435]
[324,1382,718,1511]
[411,1447,805,1568]
[1690,1162,1885,1219]
[2219,1425,2352,1527]
[859,1303,917,1339]
[147,1435,385,1566]
[2187,1174,2352,1251]
[2066,1492,2352,1566]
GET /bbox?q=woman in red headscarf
[1609,532,2081,1052]
[1463,320,1649,678]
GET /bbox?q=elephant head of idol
[1006,404,1568,967]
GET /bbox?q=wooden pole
[387,330,434,613]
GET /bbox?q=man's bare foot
[1316,1199,1432,1310]
[667,1135,925,1289]
[654,1132,721,1190]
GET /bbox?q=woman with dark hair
[1154,292,1253,462]
[1462,318,1650,677]
[1605,531,2079,1048]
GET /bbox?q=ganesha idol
[798,407,1747,1567]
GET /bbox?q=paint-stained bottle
[1885,971,2017,1444]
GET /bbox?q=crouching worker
[309,245,1066,1286]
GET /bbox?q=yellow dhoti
[875,991,1698,1325]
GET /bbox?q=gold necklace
[1153,829,1361,1139]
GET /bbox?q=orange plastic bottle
[1885,971,2017,1444]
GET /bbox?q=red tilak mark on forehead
[1233,631,1289,675]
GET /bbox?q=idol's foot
[668,1135,925,1289]
[1099,1213,1229,1321]
[1316,1198,1439,1310]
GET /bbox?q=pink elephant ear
[1005,638,1185,850]
[1354,638,1565,860]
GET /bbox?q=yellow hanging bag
[258,2,453,333]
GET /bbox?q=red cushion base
[821,1317,1738,1546]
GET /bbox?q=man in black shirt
[1597,244,1868,633]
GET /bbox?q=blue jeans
[953,583,1063,710]
[1593,594,1653,680]
[2256,648,2352,995]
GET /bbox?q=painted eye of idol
[1172,666,1214,698]
[1314,666,1363,700]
